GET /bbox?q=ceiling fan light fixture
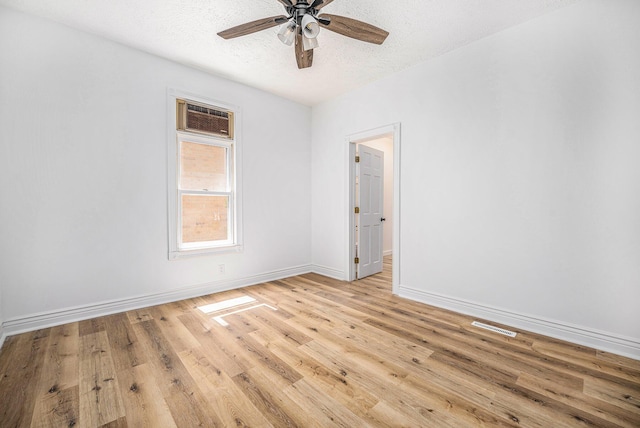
[301,13,320,39]
[217,0,389,69]
[302,34,319,51]
[277,20,296,46]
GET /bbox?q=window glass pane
[180,141,227,191]
[181,194,229,244]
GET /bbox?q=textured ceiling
[1,0,580,105]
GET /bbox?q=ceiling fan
[217,0,389,69]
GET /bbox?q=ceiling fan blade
[318,14,389,44]
[295,32,313,69]
[218,15,288,39]
[314,0,335,9]
[275,0,294,7]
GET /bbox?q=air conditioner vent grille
[177,99,233,139]
[187,103,229,118]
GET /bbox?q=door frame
[346,123,401,293]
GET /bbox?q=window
[168,91,242,259]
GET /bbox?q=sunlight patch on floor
[197,295,256,314]
[213,303,278,326]
[196,295,278,326]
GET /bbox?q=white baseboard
[0,264,312,342]
[398,284,640,361]
[0,325,6,350]
[310,264,346,280]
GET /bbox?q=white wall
[311,0,640,358]
[359,137,393,256]
[0,286,4,347]
[0,6,311,329]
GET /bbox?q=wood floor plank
[115,363,177,428]
[327,312,436,363]
[145,303,202,354]
[99,416,128,427]
[103,313,146,372]
[30,323,79,428]
[185,314,259,375]
[30,385,79,428]
[327,322,526,425]
[597,350,640,371]
[268,301,336,339]
[250,328,379,418]
[310,329,411,385]
[583,376,640,414]
[302,337,449,427]
[79,318,106,337]
[282,378,368,428]
[131,319,224,427]
[126,308,153,325]
[517,372,640,427]
[0,330,49,427]
[232,369,307,428]
[363,316,522,384]
[366,400,430,428]
[302,338,409,405]
[233,331,303,387]
[179,347,272,427]
[402,376,516,427]
[491,382,621,427]
[532,341,640,384]
[78,331,126,427]
[1,256,639,427]
[178,311,245,378]
[0,335,21,383]
[234,306,313,347]
[388,349,501,417]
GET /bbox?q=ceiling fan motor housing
[289,0,320,24]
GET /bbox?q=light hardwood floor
[1,257,639,427]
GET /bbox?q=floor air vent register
[471,321,517,337]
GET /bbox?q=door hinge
[355,155,360,163]
[354,206,360,214]
[354,257,359,264]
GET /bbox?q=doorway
[346,123,400,293]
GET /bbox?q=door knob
[381,217,386,222]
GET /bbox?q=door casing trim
[345,123,401,293]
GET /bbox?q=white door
[356,144,384,279]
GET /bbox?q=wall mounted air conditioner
[177,99,234,139]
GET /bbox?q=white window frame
[167,89,243,259]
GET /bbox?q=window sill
[169,244,243,260]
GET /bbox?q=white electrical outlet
[218,264,226,274]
